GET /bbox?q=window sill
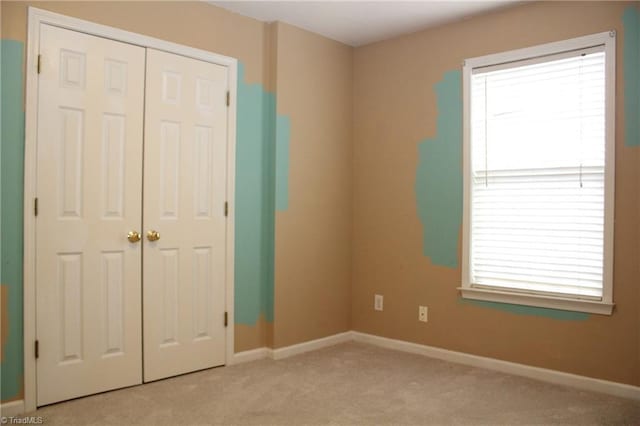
[458,287,614,315]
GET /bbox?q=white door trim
[23,6,237,412]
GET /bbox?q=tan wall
[273,22,353,348]
[235,315,271,353]
[352,1,640,386]
[1,1,266,84]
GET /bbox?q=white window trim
[459,31,616,315]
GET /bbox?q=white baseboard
[0,399,25,416]
[232,331,354,364]
[231,347,273,364]
[352,331,640,401]
[271,331,353,360]
[232,330,639,400]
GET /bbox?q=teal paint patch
[415,70,463,268]
[234,62,274,324]
[460,298,590,321]
[623,6,640,147]
[262,81,276,324]
[1,40,25,402]
[275,116,291,211]
[234,63,290,324]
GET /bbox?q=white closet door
[143,49,228,381]
[35,24,145,405]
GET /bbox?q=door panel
[143,49,228,382]
[36,24,145,405]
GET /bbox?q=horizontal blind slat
[473,247,604,262]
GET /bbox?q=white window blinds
[469,47,606,300]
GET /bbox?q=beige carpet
[30,342,640,425]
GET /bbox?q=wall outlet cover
[419,306,428,322]
[374,294,384,311]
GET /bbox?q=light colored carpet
[31,342,639,425]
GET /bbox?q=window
[460,32,615,315]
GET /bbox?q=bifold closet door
[142,49,228,382]
[36,24,145,405]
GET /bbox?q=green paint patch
[623,6,640,147]
[415,70,463,268]
[460,298,590,321]
[1,39,26,402]
[234,63,290,325]
[234,62,274,324]
[275,116,291,211]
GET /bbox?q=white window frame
[460,31,616,315]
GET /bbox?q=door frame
[23,7,237,412]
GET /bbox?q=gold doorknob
[147,230,161,241]
[127,231,141,243]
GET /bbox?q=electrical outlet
[419,306,428,322]
[374,294,384,311]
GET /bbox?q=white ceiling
[209,1,518,47]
